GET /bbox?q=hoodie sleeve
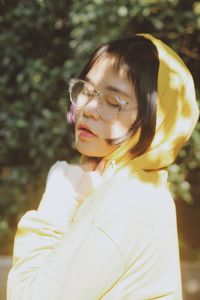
[7,210,124,300]
[7,161,124,300]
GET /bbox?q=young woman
[7,34,199,299]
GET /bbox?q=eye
[104,94,120,107]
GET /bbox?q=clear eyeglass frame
[68,78,136,123]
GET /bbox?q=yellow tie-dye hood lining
[102,33,199,171]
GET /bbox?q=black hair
[78,35,159,158]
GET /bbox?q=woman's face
[74,57,138,158]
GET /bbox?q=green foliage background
[0,0,200,259]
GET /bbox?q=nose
[82,93,100,120]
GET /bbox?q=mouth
[77,123,98,139]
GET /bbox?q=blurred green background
[0,0,200,261]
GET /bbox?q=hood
[104,33,199,171]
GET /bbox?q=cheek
[74,110,136,139]
[74,128,118,157]
[107,116,136,138]
[108,123,129,137]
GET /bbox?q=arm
[7,160,123,300]
[7,211,124,300]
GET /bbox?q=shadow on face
[74,57,138,158]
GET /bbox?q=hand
[37,161,85,227]
[80,158,108,175]
[74,158,108,206]
[37,160,107,227]
[43,161,102,204]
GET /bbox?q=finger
[81,159,98,172]
[95,159,108,175]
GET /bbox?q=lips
[78,123,98,136]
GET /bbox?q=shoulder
[74,172,176,236]
[98,173,175,222]
[74,174,177,270]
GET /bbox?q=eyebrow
[85,76,130,99]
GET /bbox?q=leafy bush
[0,0,199,258]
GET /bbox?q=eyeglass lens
[70,80,120,121]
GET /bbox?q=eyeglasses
[68,78,137,123]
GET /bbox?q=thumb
[80,159,99,172]
[94,159,108,175]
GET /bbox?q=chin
[76,148,104,158]
[75,141,108,158]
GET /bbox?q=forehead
[86,54,130,84]
[85,55,134,97]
